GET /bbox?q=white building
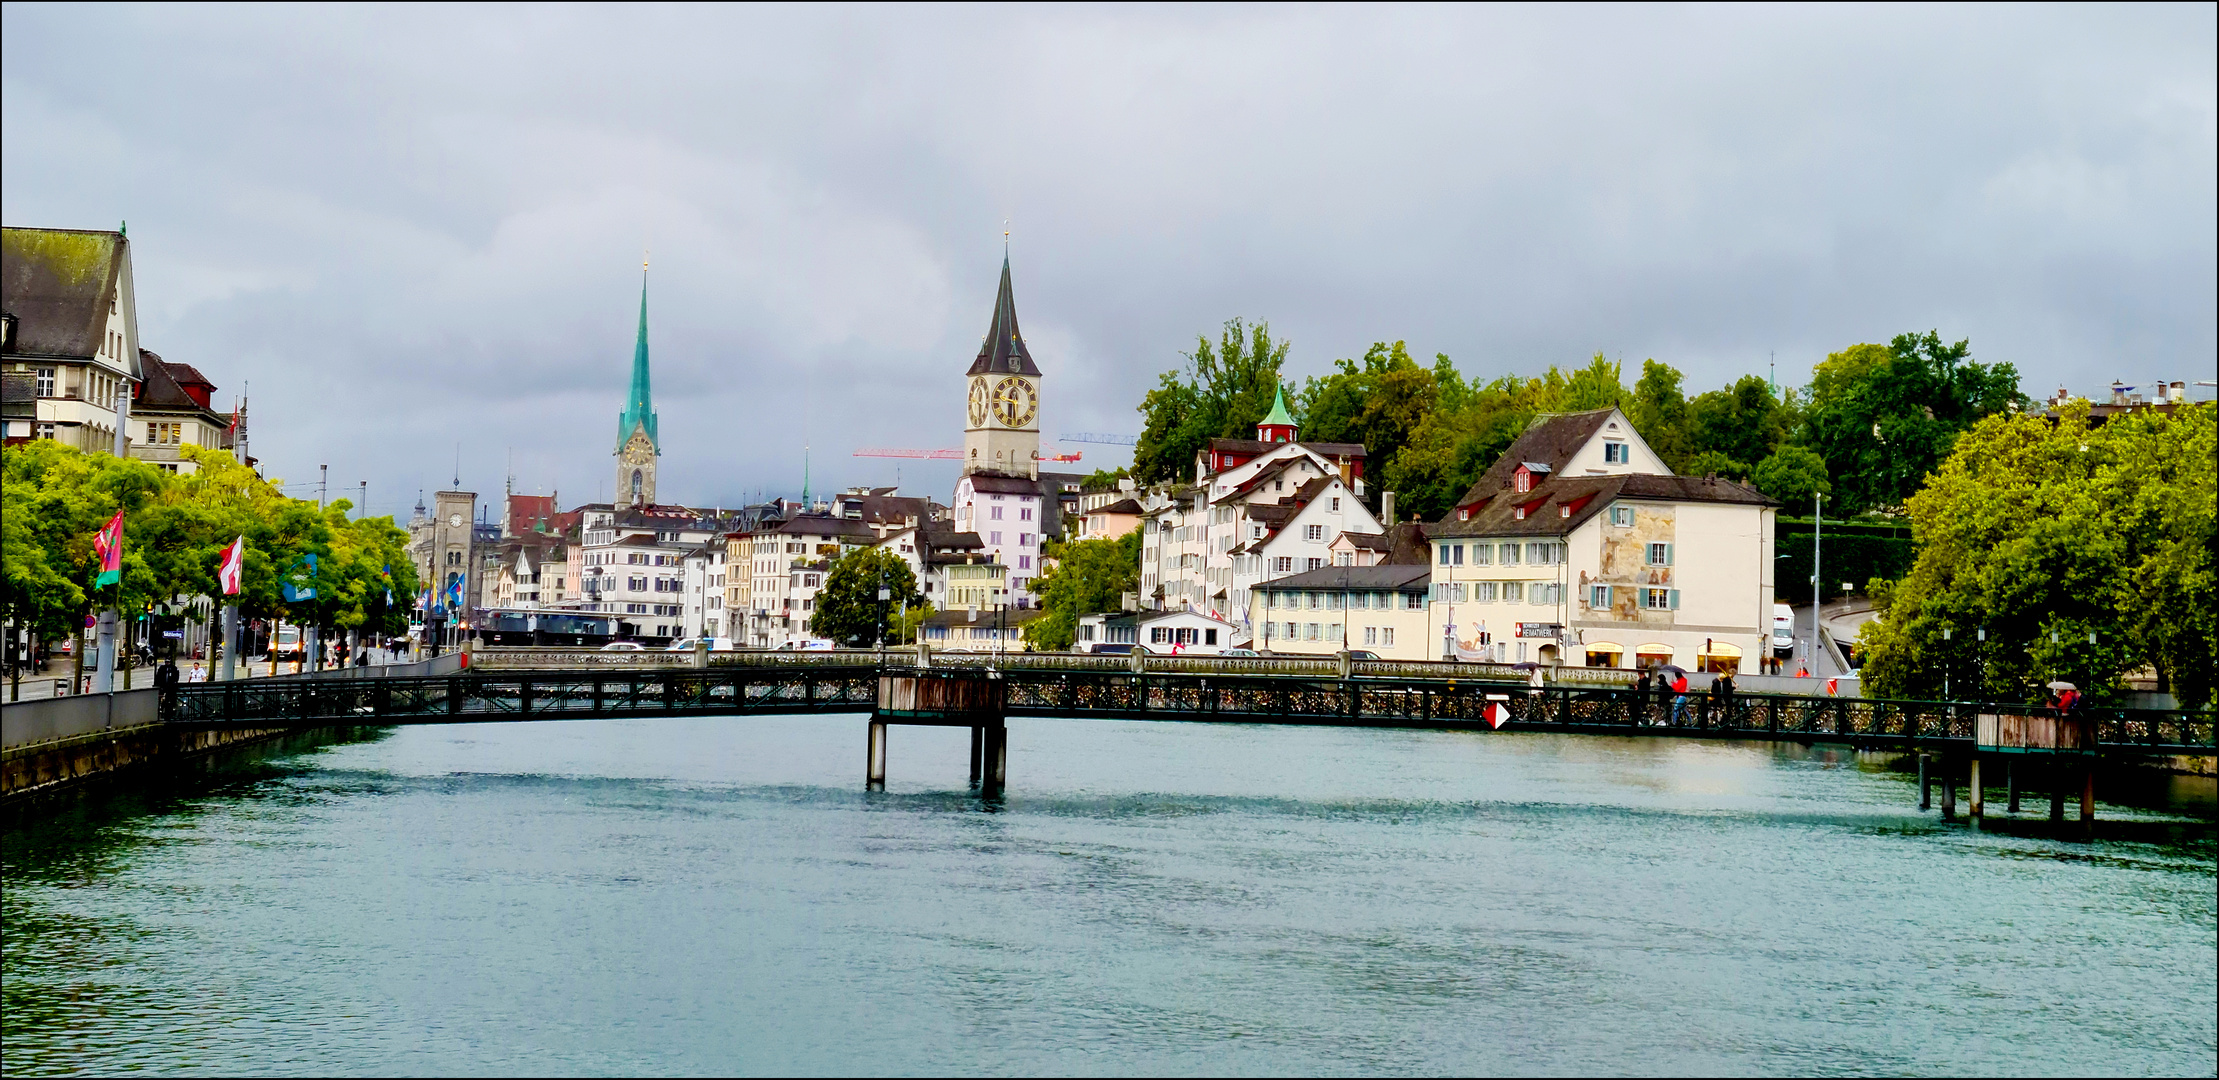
[1138,389,1381,637]
[1075,610,1243,655]
[681,541,729,640]
[1423,408,1777,672]
[1,227,142,453]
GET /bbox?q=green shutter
[1668,589,1681,610]
[1663,543,1674,566]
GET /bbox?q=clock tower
[962,254,1041,476]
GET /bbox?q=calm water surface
[4,716,2214,1076]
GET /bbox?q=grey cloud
[3,4,2210,514]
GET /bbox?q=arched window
[631,470,643,500]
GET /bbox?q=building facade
[2,227,142,452]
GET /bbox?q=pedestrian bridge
[161,650,2215,758]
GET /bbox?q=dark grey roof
[2,228,127,362]
[1090,498,1143,515]
[964,471,1048,495]
[1207,437,1370,459]
[1258,564,1433,591]
[1448,410,1619,511]
[965,256,1042,377]
[1337,530,1392,550]
[767,514,878,538]
[1429,472,1775,539]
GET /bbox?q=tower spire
[616,265,659,453]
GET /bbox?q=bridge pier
[1969,757,1983,821]
[873,672,1006,795]
[1918,754,1931,811]
[2006,760,2019,814]
[1939,759,1955,821]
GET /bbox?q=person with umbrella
[1655,663,1691,726]
[2047,680,2079,716]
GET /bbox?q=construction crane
[1060,432,1138,446]
[854,447,1084,462]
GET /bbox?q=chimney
[1382,491,1396,525]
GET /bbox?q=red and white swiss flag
[217,536,245,596]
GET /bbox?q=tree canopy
[1023,531,1143,651]
[1,442,420,657]
[1857,402,2215,708]
[1801,333,2025,514]
[809,546,924,647]
[1131,318,1291,483]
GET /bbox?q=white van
[1771,603,1795,658]
[665,636,739,653]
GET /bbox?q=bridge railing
[158,661,2216,754]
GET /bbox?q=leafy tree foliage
[1023,531,1143,651]
[809,546,923,647]
[1686,375,1789,477]
[1,442,418,678]
[1131,319,1291,483]
[1858,402,2215,708]
[1751,444,1832,507]
[1802,333,2025,514]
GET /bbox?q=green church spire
[1260,383,1295,430]
[616,276,658,453]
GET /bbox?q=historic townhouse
[1138,391,1382,635]
[733,514,878,647]
[1250,564,1433,659]
[1,227,142,452]
[1424,408,1777,672]
[128,350,235,474]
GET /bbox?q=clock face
[967,377,989,428]
[991,376,1037,428]
[448,514,463,528]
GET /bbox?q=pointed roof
[616,279,659,452]
[966,254,1041,377]
[1260,384,1295,429]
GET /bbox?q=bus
[269,624,305,661]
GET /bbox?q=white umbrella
[2045,680,2076,691]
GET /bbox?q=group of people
[1629,667,1737,726]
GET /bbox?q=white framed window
[1327,623,1342,642]
[1475,581,1497,602]
[1453,582,1469,602]
[1405,592,1424,610]
[1504,582,1524,603]
[1273,557,1293,573]
[1381,628,1394,646]
[1611,506,1635,527]
[1306,557,1324,570]
[1305,622,1320,641]
[1500,543,1520,566]
[1471,543,1492,565]
[1644,587,1679,610]
[1330,497,1341,511]
[1305,524,1325,541]
[35,368,55,397]
[1604,441,1629,464]
[1452,544,1466,566]
[1646,542,1673,567]
[1438,544,1451,566]
[1364,626,1377,646]
[1590,584,1611,609]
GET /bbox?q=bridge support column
[969,724,984,787]
[1939,759,1955,822]
[2050,763,2066,823]
[2080,764,2096,840]
[1918,754,1931,811]
[867,721,888,788]
[1968,757,1983,822]
[2006,760,2019,814]
[980,722,1006,798]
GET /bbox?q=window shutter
[1663,543,1674,566]
[1668,589,1680,610]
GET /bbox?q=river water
[4,716,2213,1076]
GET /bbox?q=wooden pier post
[1939,758,1956,821]
[980,722,1007,797]
[2050,761,2065,823]
[1968,757,1983,821]
[2080,764,2096,840]
[867,721,888,788]
[969,724,984,787]
[874,672,1005,792]
[2006,760,2019,815]
[1918,753,1931,811]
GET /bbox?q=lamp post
[992,586,1006,666]
[1810,492,1824,674]
[1941,626,1952,700]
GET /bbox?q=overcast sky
[5,4,2212,516]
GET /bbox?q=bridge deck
[157,665,2217,756]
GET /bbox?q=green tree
[1562,353,1628,412]
[809,546,923,647]
[1024,531,1143,651]
[1751,444,1831,506]
[1686,375,1787,474]
[1801,332,2025,514]
[1627,359,1691,469]
[1858,402,2215,707]
[1132,318,1291,483]
[1295,340,1441,485]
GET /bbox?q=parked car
[777,639,835,651]
[1345,650,1380,661]
[600,641,645,652]
[1220,648,1259,657]
[1088,643,1136,656]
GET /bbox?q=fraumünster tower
[614,276,659,511]
[962,254,1041,475]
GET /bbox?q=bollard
[916,641,931,670]
[866,721,887,788]
[694,639,709,670]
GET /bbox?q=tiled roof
[1,227,126,360]
[1207,437,1369,459]
[1089,498,1143,515]
[1430,472,1774,539]
[1257,564,1433,591]
[1448,410,1618,510]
